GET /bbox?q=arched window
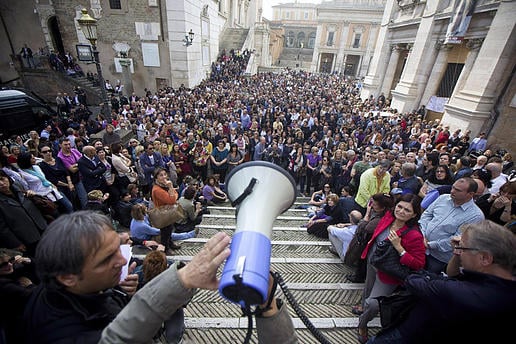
[286,31,295,48]
[297,32,305,48]
[308,32,316,49]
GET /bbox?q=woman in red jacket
[357,193,426,343]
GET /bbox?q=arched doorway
[48,16,64,54]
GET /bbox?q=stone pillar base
[390,81,419,113]
[442,102,490,137]
[360,75,381,100]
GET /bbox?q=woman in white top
[17,152,73,214]
[110,142,135,190]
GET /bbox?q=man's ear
[56,274,79,288]
[480,252,494,267]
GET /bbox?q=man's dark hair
[459,156,471,167]
[35,211,114,284]
[460,177,478,193]
[183,186,196,200]
[426,152,439,167]
[16,153,33,169]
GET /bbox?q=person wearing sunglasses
[38,144,75,204]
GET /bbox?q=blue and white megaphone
[219,161,296,307]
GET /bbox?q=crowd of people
[1,47,515,343]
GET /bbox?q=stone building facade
[361,0,515,151]
[312,0,386,77]
[0,0,260,93]
[270,0,386,76]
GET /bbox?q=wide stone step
[195,227,325,241]
[208,206,309,217]
[132,198,381,343]
[201,214,308,226]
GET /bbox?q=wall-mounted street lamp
[183,29,194,47]
[77,8,111,122]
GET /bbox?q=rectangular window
[327,32,334,46]
[202,45,210,66]
[109,0,122,9]
[353,34,361,48]
[304,12,309,19]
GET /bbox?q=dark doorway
[437,63,464,97]
[48,16,64,54]
[319,53,333,73]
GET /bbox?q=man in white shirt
[486,162,508,194]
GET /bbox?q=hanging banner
[444,0,477,44]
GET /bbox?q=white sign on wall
[141,43,160,67]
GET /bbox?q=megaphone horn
[219,161,297,307]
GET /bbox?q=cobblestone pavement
[135,197,381,343]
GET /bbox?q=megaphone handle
[254,271,279,316]
[231,177,257,207]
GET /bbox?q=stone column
[390,0,440,113]
[448,38,483,100]
[335,21,350,72]
[442,1,516,137]
[361,0,397,100]
[310,23,324,72]
[379,44,402,97]
[418,40,453,108]
[360,23,379,78]
[118,59,134,97]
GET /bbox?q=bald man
[78,145,107,193]
[486,162,508,194]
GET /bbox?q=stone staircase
[278,47,314,70]
[139,197,381,343]
[14,61,104,107]
[219,28,250,54]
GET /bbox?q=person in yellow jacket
[354,159,391,215]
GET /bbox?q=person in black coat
[305,193,344,239]
[0,171,47,257]
[367,220,516,344]
[0,249,37,343]
[113,190,133,229]
[77,146,106,193]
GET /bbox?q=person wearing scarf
[17,153,73,214]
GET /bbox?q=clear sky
[262,0,323,20]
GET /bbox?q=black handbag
[344,228,370,267]
[370,227,413,281]
[376,287,417,331]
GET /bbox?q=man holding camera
[176,186,204,236]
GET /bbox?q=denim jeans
[56,193,74,213]
[164,308,185,343]
[75,181,88,209]
[171,229,196,241]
